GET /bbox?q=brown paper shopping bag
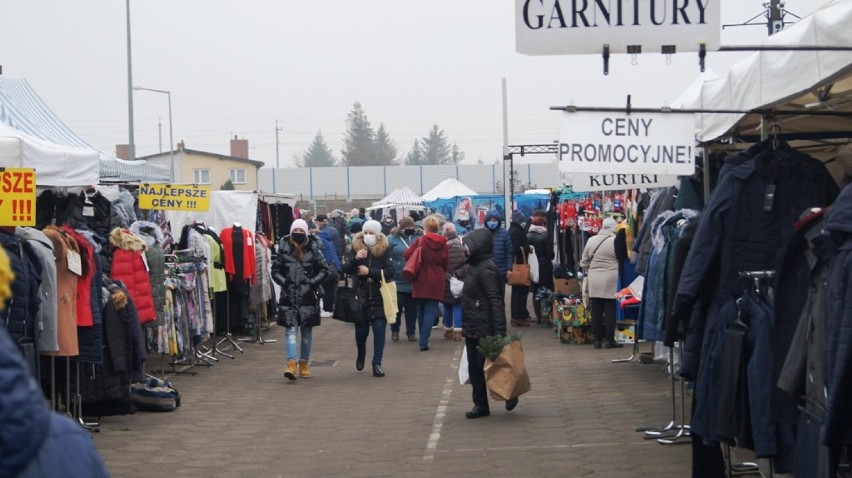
[483,340,531,401]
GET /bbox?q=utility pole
[158,116,162,153]
[768,0,783,36]
[274,120,283,193]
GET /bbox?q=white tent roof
[685,0,852,142]
[420,178,478,201]
[0,76,169,183]
[373,186,423,206]
[0,122,100,186]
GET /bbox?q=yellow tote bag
[380,270,398,324]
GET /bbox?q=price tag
[67,250,83,276]
[82,206,95,217]
[140,252,149,272]
[247,235,253,247]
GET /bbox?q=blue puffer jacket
[0,231,41,352]
[0,326,109,478]
[823,183,852,446]
[388,230,420,294]
[485,208,513,280]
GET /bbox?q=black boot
[356,350,365,371]
[465,406,490,419]
[372,363,385,377]
[505,397,518,411]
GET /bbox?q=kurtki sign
[516,0,720,55]
[570,173,678,192]
[558,111,695,175]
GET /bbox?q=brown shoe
[510,319,530,327]
[298,359,311,378]
[444,329,453,339]
[453,330,463,341]
[284,359,298,380]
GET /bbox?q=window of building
[229,169,246,184]
[194,169,210,184]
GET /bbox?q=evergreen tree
[421,124,452,165]
[221,179,235,190]
[451,143,465,165]
[340,102,375,166]
[403,138,425,165]
[373,123,398,166]
[302,130,337,167]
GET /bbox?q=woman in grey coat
[580,217,622,349]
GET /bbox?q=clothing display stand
[216,292,244,354]
[74,362,99,433]
[206,292,235,359]
[637,346,687,439]
[657,344,689,445]
[239,307,277,345]
[723,444,761,477]
[611,319,640,363]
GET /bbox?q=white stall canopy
[0,122,100,186]
[420,178,478,201]
[686,0,852,142]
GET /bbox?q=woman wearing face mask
[388,216,421,342]
[272,219,329,381]
[344,220,395,376]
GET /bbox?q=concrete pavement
[91,316,693,477]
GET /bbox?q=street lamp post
[133,86,174,183]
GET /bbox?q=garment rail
[636,344,689,443]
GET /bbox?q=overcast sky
[0,0,827,168]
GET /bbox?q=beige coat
[580,228,618,299]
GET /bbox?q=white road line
[423,346,462,463]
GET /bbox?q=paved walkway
[92,314,693,477]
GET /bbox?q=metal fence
[258,162,563,200]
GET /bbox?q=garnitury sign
[516,0,720,55]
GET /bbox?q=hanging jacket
[63,189,114,240]
[59,226,95,328]
[271,235,328,328]
[62,228,105,365]
[0,326,109,478]
[0,230,41,349]
[344,232,395,320]
[220,225,257,284]
[822,183,852,447]
[460,228,507,340]
[109,228,156,324]
[130,221,167,326]
[15,228,58,353]
[40,227,79,357]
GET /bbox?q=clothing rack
[636,344,690,445]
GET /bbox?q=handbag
[332,286,366,324]
[130,376,181,412]
[402,241,422,280]
[379,270,398,324]
[528,246,539,284]
[449,276,464,298]
[459,346,470,385]
[507,248,531,287]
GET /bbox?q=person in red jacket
[403,215,448,351]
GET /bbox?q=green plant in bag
[477,332,522,362]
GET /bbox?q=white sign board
[558,112,695,175]
[515,0,720,55]
[569,173,679,192]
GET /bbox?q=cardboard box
[615,323,635,344]
[554,278,581,296]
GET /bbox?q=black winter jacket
[0,231,41,355]
[461,229,507,340]
[344,233,395,320]
[272,235,328,328]
[527,227,555,290]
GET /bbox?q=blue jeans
[285,326,313,361]
[355,317,387,365]
[416,299,439,348]
[392,291,417,335]
[443,303,462,329]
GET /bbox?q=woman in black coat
[460,228,517,418]
[527,209,555,324]
[271,219,329,381]
[344,220,395,377]
[508,210,532,326]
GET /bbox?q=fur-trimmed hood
[351,232,389,257]
[129,221,164,248]
[109,227,147,252]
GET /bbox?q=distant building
[127,136,264,190]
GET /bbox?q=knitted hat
[351,208,360,216]
[602,217,617,231]
[291,219,309,233]
[362,220,382,235]
[398,217,415,229]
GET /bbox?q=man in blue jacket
[484,208,513,288]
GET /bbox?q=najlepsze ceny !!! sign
[515,0,720,55]
[0,168,36,226]
[138,184,211,211]
[569,173,679,193]
[558,111,695,176]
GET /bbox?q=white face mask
[364,234,377,247]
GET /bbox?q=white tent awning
[0,122,100,186]
[686,0,852,142]
[373,186,423,206]
[420,178,478,201]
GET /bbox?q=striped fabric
[373,186,423,206]
[0,76,169,183]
